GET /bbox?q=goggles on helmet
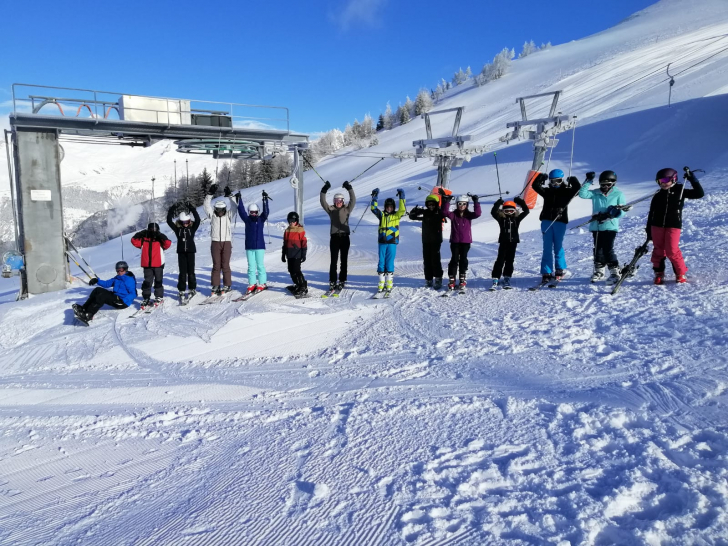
[425,201,437,207]
[503,208,516,214]
[334,197,344,204]
[550,178,564,186]
[658,175,677,185]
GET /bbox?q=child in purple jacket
[440,191,481,291]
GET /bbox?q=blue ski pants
[377,244,397,274]
[246,249,267,286]
[540,220,567,275]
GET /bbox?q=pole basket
[522,171,540,210]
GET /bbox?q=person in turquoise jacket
[578,170,626,284]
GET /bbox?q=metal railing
[11,83,290,133]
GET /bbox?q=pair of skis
[441,285,467,297]
[321,284,345,299]
[529,277,562,291]
[373,287,393,299]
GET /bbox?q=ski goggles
[425,201,438,207]
[457,201,468,206]
[503,208,516,214]
[600,178,617,184]
[249,210,259,215]
[116,267,127,273]
[657,175,677,185]
[333,198,345,204]
[181,220,192,226]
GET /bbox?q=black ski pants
[422,241,443,280]
[492,242,518,278]
[82,287,128,318]
[287,258,306,287]
[142,266,164,299]
[329,234,350,284]
[448,242,471,279]
[177,253,196,292]
[593,230,618,268]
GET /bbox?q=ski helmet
[384,197,396,209]
[115,260,129,272]
[456,195,469,204]
[599,170,617,183]
[656,168,678,186]
[248,203,259,213]
[147,222,160,232]
[287,211,299,223]
[425,194,439,205]
[549,169,565,180]
[503,200,517,210]
[178,211,191,222]
[333,193,345,201]
[214,201,227,210]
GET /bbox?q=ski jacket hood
[532,176,581,224]
[167,206,201,253]
[204,195,237,242]
[237,198,269,250]
[321,186,356,235]
[442,201,481,243]
[371,197,406,244]
[491,197,529,243]
[578,183,626,232]
[96,271,137,306]
[408,205,445,244]
[282,224,308,261]
[647,176,704,230]
[131,229,171,268]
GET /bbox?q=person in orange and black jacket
[131,222,172,307]
[281,211,308,297]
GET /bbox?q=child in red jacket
[131,222,172,307]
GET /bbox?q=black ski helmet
[656,168,678,183]
[287,211,299,223]
[599,170,617,183]
[384,197,396,209]
[115,261,129,271]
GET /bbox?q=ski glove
[371,188,379,198]
[606,205,620,218]
[595,212,610,222]
[585,171,596,181]
[281,252,286,263]
[567,176,579,186]
[535,173,549,184]
[646,226,653,241]
[342,181,352,191]
[262,191,270,201]
[396,188,405,199]
[301,255,306,263]
[322,181,331,193]
[495,198,503,205]
[88,277,98,285]
[471,194,479,203]
[208,184,218,195]
[224,186,232,197]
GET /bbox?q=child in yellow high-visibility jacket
[370,188,406,292]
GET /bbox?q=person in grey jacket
[203,184,239,294]
[320,181,356,290]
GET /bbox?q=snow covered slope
[1,1,728,545]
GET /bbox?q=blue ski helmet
[549,169,565,180]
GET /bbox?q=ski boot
[434,277,443,290]
[554,269,564,282]
[221,285,232,294]
[654,272,664,285]
[140,298,152,310]
[189,289,197,298]
[605,267,620,286]
[447,277,456,291]
[211,286,221,296]
[256,284,268,292]
[245,285,257,295]
[153,297,163,307]
[425,279,433,288]
[384,273,393,291]
[503,277,512,289]
[489,278,498,291]
[591,264,606,283]
[458,276,467,292]
[178,291,186,301]
[676,274,688,284]
[335,281,346,291]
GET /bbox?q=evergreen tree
[383,103,394,130]
[376,114,384,131]
[414,89,433,115]
[465,66,473,80]
[404,96,415,116]
[362,114,374,138]
[452,67,468,86]
[399,103,411,125]
[519,40,537,58]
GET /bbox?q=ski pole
[120,232,124,260]
[65,251,93,280]
[468,191,509,199]
[301,155,326,183]
[64,236,97,277]
[350,158,385,184]
[493,152,503,198]
[353,194,376,234]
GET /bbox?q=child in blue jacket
[237,191,270,294]
[72,260,137,323]
[578,170,626,284]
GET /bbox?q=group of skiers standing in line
[72,166,704,322]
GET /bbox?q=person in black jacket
[532,169,581,282]
[408,194,445,288]
[646,167,704,284]
[490,196,529,289]
[166,203,201,300]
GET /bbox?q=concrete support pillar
[13,129,68,295]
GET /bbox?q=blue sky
[1,0,656,135]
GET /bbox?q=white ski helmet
[333,193,346,201]
[178,211,191,222]
[456,195,470,204]
[248,203,259,213]
[214,201,227,210]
